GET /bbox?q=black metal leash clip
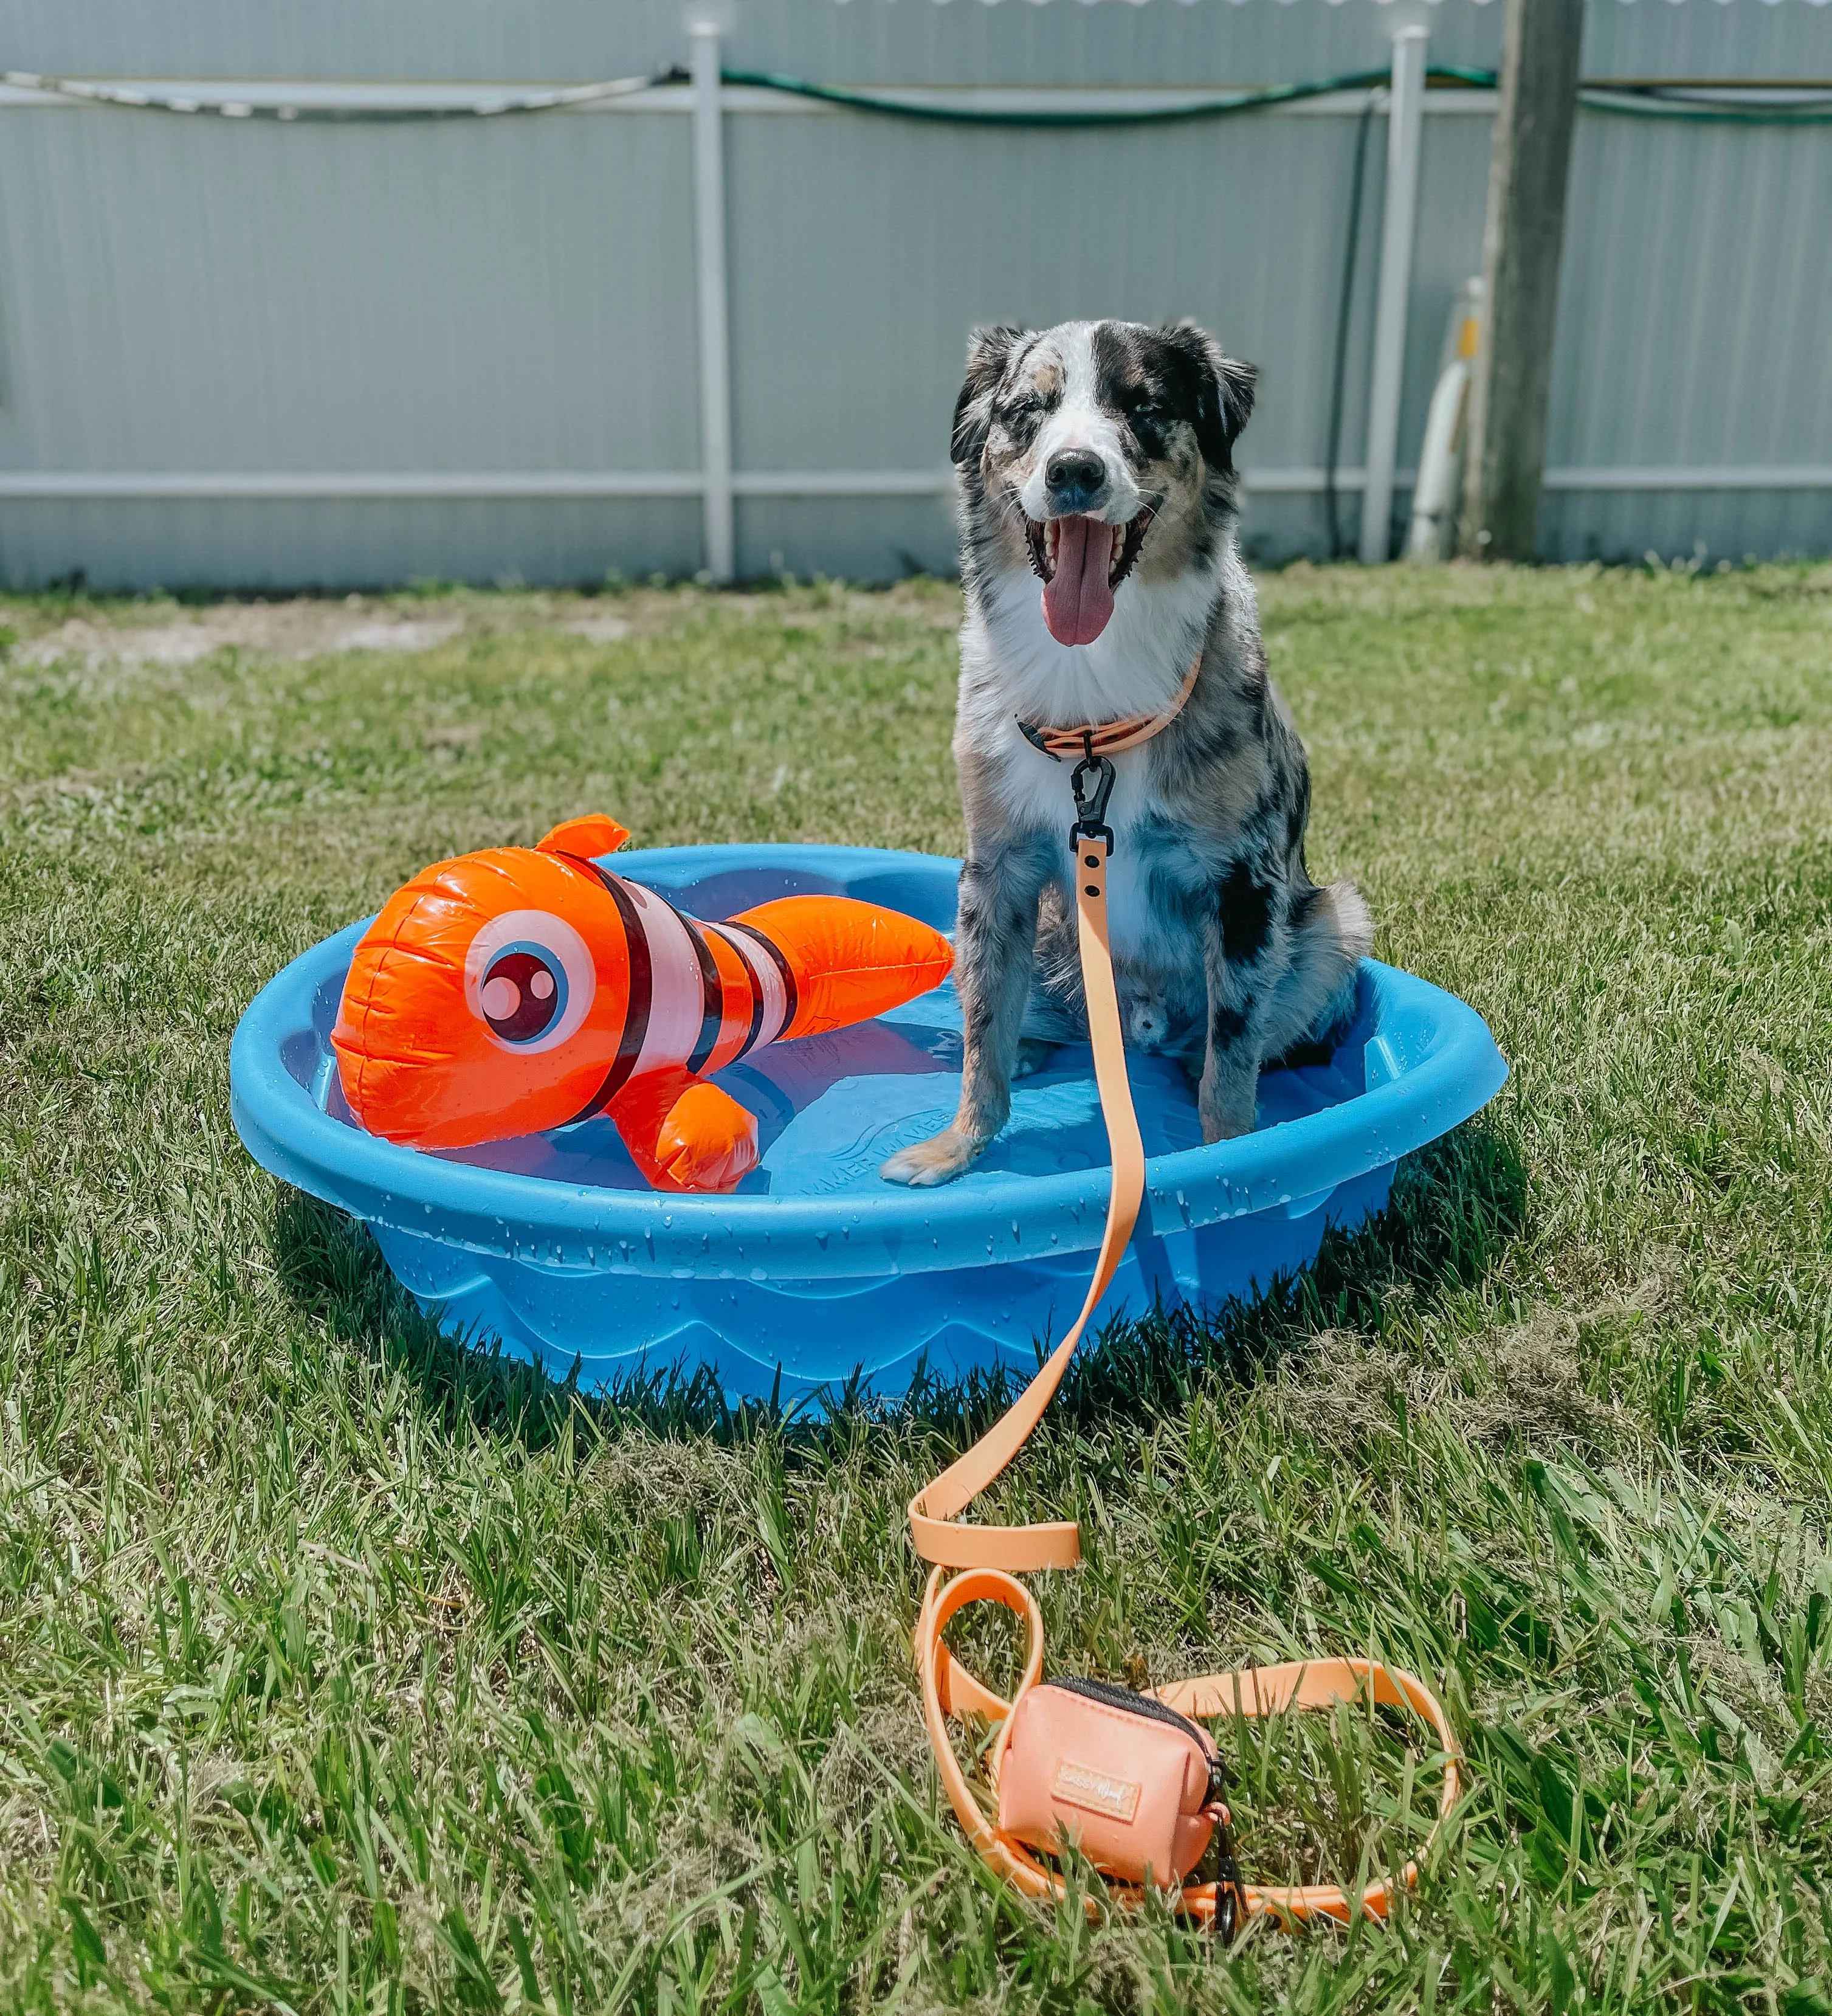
[1209,1822,1249,1943]
[1208,1810,1246,1947]
[1069,733,1116,856]
[1204,1753,1246,1946]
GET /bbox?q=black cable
[1324,94,1376,562]
[711,63,1402,129]
[1578,83,1832,125]
[712,64,1832,129]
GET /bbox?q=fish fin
[607,1068,758,1194]
[537,814,630,859]
[655,1082,759,1194]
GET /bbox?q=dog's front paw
[1199,1104,1257,1145]
[880,1127,982,1187]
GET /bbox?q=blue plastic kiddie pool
[232,844,1508,1403]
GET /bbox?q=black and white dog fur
[880,318,1371,1188]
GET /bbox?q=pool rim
[230,843,1509,1282]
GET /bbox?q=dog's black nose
[1044,449,1107,510]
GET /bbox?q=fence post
[1459,0,1585,561]
[1359,24,1428,565]
[690,24,735,582]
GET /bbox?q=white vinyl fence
[0,0,1825,588]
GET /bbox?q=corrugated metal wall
[1546,107,1832,563]
[0,0,1825,589]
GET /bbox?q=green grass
[1,561,1830,2013]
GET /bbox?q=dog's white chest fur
[958,568,1220,973]
[963,567,1214,735]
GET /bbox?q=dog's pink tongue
[1041,515,1115,646]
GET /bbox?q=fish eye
[464,908,595,1055]
[480,948,564,1043]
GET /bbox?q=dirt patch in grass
[16,598,465,666]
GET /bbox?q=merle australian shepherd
[880,318,1371,1188]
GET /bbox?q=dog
[880,318,1371,1189]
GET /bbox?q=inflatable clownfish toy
[331,815,953,1192]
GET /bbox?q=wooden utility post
[1461,0,1585,561]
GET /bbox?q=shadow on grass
[907,1111,1527,1454]
[269,1189,605,1452]
[269,1112,1526,1466]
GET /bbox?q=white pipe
[7,77,1809,122]
[0,79,1504,120]
[1406,357,1471,559]
[1359,26,1429,565]
[0,471,710,499]
[1536,465,1832,491]
[689,27,735,582]
[0,466,1823,502]
[732,469,952,496]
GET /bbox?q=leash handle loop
[917,1567,1464,1927]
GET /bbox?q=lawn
[1,561,1830,2014]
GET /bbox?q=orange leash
[909,718,1462,1930]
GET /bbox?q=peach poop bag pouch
[996,1675,1240,1909]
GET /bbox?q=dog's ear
[952,325,1028,468]
[1157,321,1257,471]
